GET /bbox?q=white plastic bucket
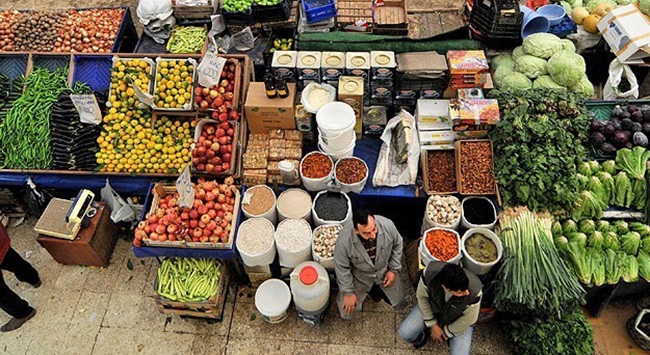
[312,190,352,227]
[241,185,278,224]
[334,157,368,194]
[236,218,276,267]
[316,102,356,149]
[300,152,334,192]
[461,196,498,230]
[290,262,330,314]
[255,279,292,323]
[277,188,313,223]
[461,228,503,276]
[420,227,462,266]
[275,218,313,268]
[311,224,343,270]
[318,139,355,162]
[318,128,356,151]
[424,195,461,230]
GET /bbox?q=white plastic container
[318,139,355,162]
[424,195,462,230]
[277,188,313,222]
[334,157,368,194]
[419,227,462,267]
[300,151,334,192]
[255,279,292,323]
[311,224,343,270]
[236,218,276,267]
[461,228,503,276]
[318,127,356,151]
[290,262,330,314]
[241,185,278,224]
[461,196,498,230]
[316,102,356,150]
[312,190,352,227]
[275,218,313,268]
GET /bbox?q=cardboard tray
[194,57,242,112]
[454,139,496,195]
[191,119,240,177]
[105,56,156,109]
[152,57,198,112]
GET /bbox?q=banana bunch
[156,258,221,302]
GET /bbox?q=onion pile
[54,9,124,53]
[0,11,20,51]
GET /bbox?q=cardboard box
[450,98,500,126]
[416,99,452,130]
[598,5,650,63]
[245,82,296,133]
[419,130,454,145]
[338,76,365,137]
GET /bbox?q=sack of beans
[312,191,352,227]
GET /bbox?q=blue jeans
[398,305,473,355]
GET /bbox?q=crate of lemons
[108,58,154,109]
[154,58,198,110]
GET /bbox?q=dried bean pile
[275,218,312,252]
[427,150,456,193]
[459,141,495,194]
[313,224,342,259]
[236,218,274,255]
[301,152,332,179]
[336,158,367,184]
[242,185,275,216]
[277,189,312,218]
[314,192,348,221]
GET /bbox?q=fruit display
[270,37,293,52]
[108,58,154,109]
[192,120,237,174]
[154,58,196,110]
[194,60,241,122]
[589,104,650,155]
[222,0,254,12]
[156,258,222,302]
[96,111,194,174]
[133,179,238,247]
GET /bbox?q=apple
[206,164,214,173]
[218,136,228,145]
[197,205,208,215]
[227,128,234,136]
[197,146,206,156]
[199,100,209,110]
[205,125,215,135]
[224,92,234,101]
[202,87,210,96]
[205,149,215,159]
[193,228,203,238]
[222,153,231,163]
[201,214,211,224]
[210,142,220,151]
[223,163,230,171]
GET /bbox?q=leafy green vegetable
[548,50,587,87]
[501,72,533,90]
[589,248,605,286]
[579,219,596,235]
[613,171,634,208]
[588,160,600,174]
[572,191,607,221]
[614,220,629,234]
[569,75,595,98]
[615,146,650,180]
[576,174,590,190]
[622,254,639,282]
[533,75,565,89]
[595,171,615,204]
[587,231,604,250]
[605,249,620,284]
[601,160,616,175]
[587,176,606,203]
[555,236,570,251]
[638,250,650,281]
[492,53,513,69]
[568,232,588,247]
[596,220,611,234]
[621,231,642,255]
[561,39,576,52]
[522,33,565,59]
[494,64,515,88]
[604,231,620,251]
[630,222,650,238]
[552,221,563,237]
[563,220,579,235]
[632,178,647,210]
[515,54,549,79]
[641,237,650,253]
[577,161,591,177]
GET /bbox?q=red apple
[193,228,203,238]
[222,153,231,163]
[218,112,228,122]
[199,100,209,110]
[201,214,211,224]
[201,87,210,96]
[205,149,215,159]
[197,205,208,215]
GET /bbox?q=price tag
[197,52,227,88]
[176,164,195,209]
[70,95,102,125]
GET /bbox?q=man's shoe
[412,331,430,350]
[1,309,36,332]
[31,279,41,288]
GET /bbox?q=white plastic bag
[567,27,601,54]
[144,16,177,44]
[301,82,336,113]
[372,110,420,187]
[604,58,639,100]
[101,179,135,223]
[231,27,256,51]
[137,0,174,26]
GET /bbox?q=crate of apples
[192,119,237,175]
[194,60,240,123]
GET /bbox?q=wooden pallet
[373,0,408,35]
[337,0,373,28]
[172,0,217,19]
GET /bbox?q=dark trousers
[368,284,391,304]
[0,248,39,318]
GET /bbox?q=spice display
[242,185,275,216]
[237,218,275,255]
[462,198,496,225]
[156,258,221,302]
[301,152,333,179]
[427,150,456,193]
[425,229,459,262]
[459,140,495,194]
[313,224,343,259]
[277,189,312,219]
[336,158,367,184]
[275,218,312,252]
[314,192,348,222]
[426,195,460,226]
[464,233,498,263]
[167,26,207,54]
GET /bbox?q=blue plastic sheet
[0,172,155,196]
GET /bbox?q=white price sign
[197,52,227,88]
[176,164,195,209]
[70,94,102,125]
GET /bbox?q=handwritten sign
[70,95,102,125]
[197,52,227,88]
[176,164,195,209]
[129,76,155,108]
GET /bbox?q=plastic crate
[221,5,255,26]
[72,55,113,92]
[30,54,71,72]
[469,0,522,41]
[550,14,577,38]
[111,6,139,53]
[253,0,292,22]
[0,53,28,81]
[302,0,337,23]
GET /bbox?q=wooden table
[37,203,118,267]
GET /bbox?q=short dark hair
[438,264,469,291]
[353,209,373,227]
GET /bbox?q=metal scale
[34,190,97,240]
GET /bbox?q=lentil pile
[425,229,459,262]
[313,224,342,259]
[427,150,456,193]
[336,158,367,184]
[426,195,460,226]
[277,189,312,218]
[301,152,332,179]
[459,141,495,194]
[275,218,312,252]
[314,192,348,222]
[242,185,275,216]
[236,218,274,255]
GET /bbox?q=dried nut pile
[275,218,312,252]
[313,224,342,259]
[301,152,332,179]
[336,158,367,184]
[426,195,460,226]
[460,141,495,194]
[427,150,456,193]
[237,218,274,255]
[242,185,275,216]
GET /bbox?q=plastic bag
[628,309,650,352]
[372,110,420,187]
[301,82,336,113]
[566,27,601,54]
[143,16,176,44]
[136,0,174,26]
[231,27,256,51]
[604,58,639,100]
[101,179,135,223]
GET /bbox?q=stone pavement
[0,219,512,354]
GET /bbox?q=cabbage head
[566,0,582,7]
[533,75,565,89]
[559,1,572,13]
[570,75,595,98]
[586,0,616,11]
[492,53,513,69]
[494,63,515,87]
[522,33,564,59]
[616,0,636,5]
[548,50,586,87]
[501,72,533,90]
[515,54,548,79]
[641,0,650,15]
[561,39,576,52]
[512,46,525,60]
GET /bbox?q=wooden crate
[420,145,457,195]
[454,139,496,195]
[373,0,408,35]
[337,0,374,28]
[155,260,229,320]
[172,0,218,19]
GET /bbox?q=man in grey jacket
[334,209,405,319]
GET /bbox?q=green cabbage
[566,0,583,7]
[621,231,641,255]
[515,54,549,79]
[494,63,515,88]
[616,0,636,5]
[604,231,620,251]
[638,250,650,281]
[580,219,596,235]
[492,53,513,69]
[561,39,576,52]
[642,0,650,15]
[586,0,617,11]
[512,46,525,60]
[501,72,533,90]
[570,75,595,98]
[563,220,579,235]
[589,248,606,286]
[523,33,564,59]
[533,75,565,89]
[548,50,587,87]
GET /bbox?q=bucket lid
[255,279,291,316]
[326,55,342,66]
[299,265,318,285]
[316,102,356,132]
[277,54,293,65]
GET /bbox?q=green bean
[167,26,207,54]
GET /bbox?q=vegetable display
[222,0,254,12]
[156,258,221,302]
[108,58,152,109]
[589,104,650,155]
[167,26,207,54]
